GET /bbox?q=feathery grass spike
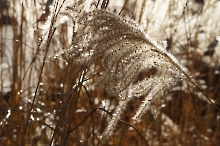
[71,10,201,139]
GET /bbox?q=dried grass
[0,0,220,145]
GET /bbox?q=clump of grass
[0,0,220,145]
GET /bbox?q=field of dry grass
[0,0,220,145]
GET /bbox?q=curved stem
[0,120,65,139]
[150,48,220,112]
[68,107,150,146]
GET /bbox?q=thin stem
[150,48,220,112]
[21,17,56,146]
[68,107,150,146]
[0,120,65,139]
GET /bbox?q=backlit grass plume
[71,9,202,139]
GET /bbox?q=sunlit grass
[0,0,220,145]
